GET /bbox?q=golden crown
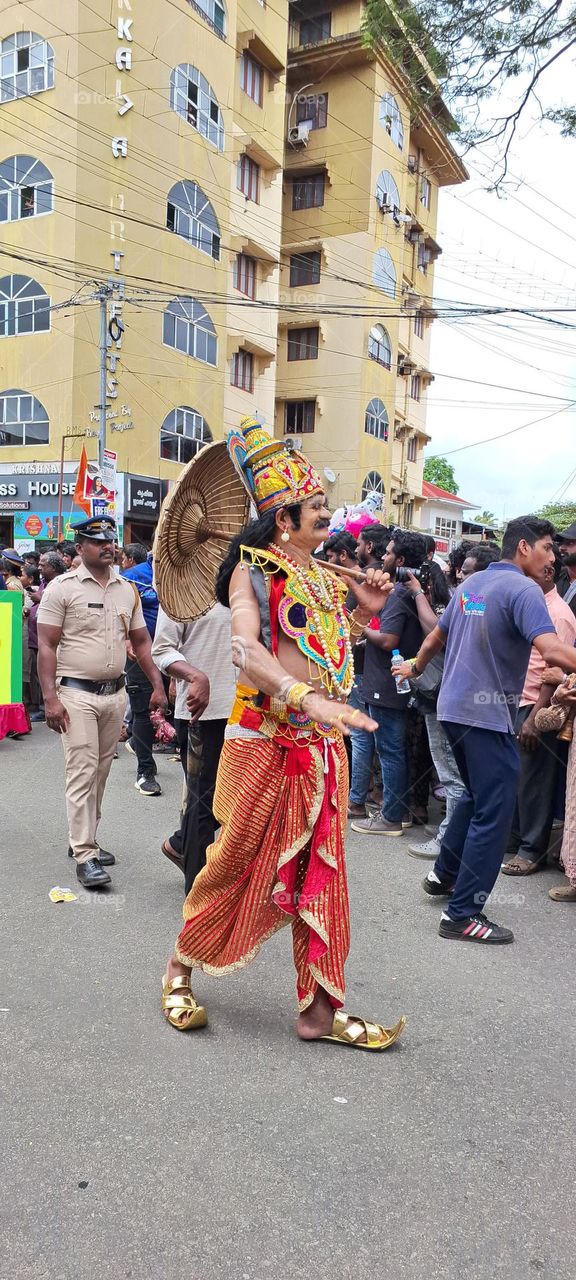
[227,417,323,515]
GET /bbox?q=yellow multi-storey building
[0,0,464,550]
[0,0,288,546]
[277,0,466,525]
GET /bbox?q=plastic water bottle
[391,649,411,694]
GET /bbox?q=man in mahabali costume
[161,419,406,1050]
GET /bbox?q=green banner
[0,591,23,705]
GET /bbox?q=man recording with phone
[351,531,429,837]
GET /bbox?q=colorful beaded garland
[240,544,354,698]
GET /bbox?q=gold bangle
[284,681,315,711]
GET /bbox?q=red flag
[73,446,91,515]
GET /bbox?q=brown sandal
[501,858,542,876]
[161,839,185,873]
[548,884,576,902]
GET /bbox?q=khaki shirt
[37,565,146,680]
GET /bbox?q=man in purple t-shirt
[398,516,576,945]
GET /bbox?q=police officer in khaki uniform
[37,515,167,888]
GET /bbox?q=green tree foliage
[537,499,576,532]
[423,456,459,493]
[476,510,496,525]
[363,0,576,183]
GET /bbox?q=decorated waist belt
[228,686,338,746]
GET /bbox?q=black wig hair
[216,504,303,607]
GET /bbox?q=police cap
[72,516,117,542]
[2,547,25,565]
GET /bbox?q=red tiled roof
[422,481,473,506]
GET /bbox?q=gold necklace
[273,547,335,611]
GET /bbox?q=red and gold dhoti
[175,693,350,1011]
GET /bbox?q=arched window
[160,406,213,463]
[0,156,53,222]
[368,324,391,368]
[170,65,224,151]
[0,389,49,445]
[0,33,54,102]
[194,0,226,37]
[375,170,400,212]
[365,398,389,442]
[361,471,384,502]
[163,297,217,366]
[166,181,221,261]
[0,275,50,336]
[379,92,403,150]
[373,248,396,299]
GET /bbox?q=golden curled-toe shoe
[319,1010,406,1051]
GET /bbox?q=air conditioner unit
[284,435,303,450]
[376,192,392,213]
[407,155,417,173]
[288,122,312,148]
[397,359,414,376]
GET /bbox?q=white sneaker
[407,837,441,860]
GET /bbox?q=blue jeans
[350,703,409,823]
[435,722,520,920]
[424,712,466,843]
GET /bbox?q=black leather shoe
[75,858,112,889]
[68,845,116,866]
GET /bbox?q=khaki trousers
[58,685,126,863]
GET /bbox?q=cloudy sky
[427,80,576,522]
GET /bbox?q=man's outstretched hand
[301,692,378,735]
[347,567,393,617]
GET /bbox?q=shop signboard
[13,512,70,540]
[125,476,161,519]
[0,462,125,542]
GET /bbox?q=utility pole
[97,284,111,474]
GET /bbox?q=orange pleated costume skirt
[175,724,350,1011]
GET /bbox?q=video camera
[396,563,432,591]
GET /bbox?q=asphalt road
[1,724,573,1280]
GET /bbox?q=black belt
[60,675,126,696]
